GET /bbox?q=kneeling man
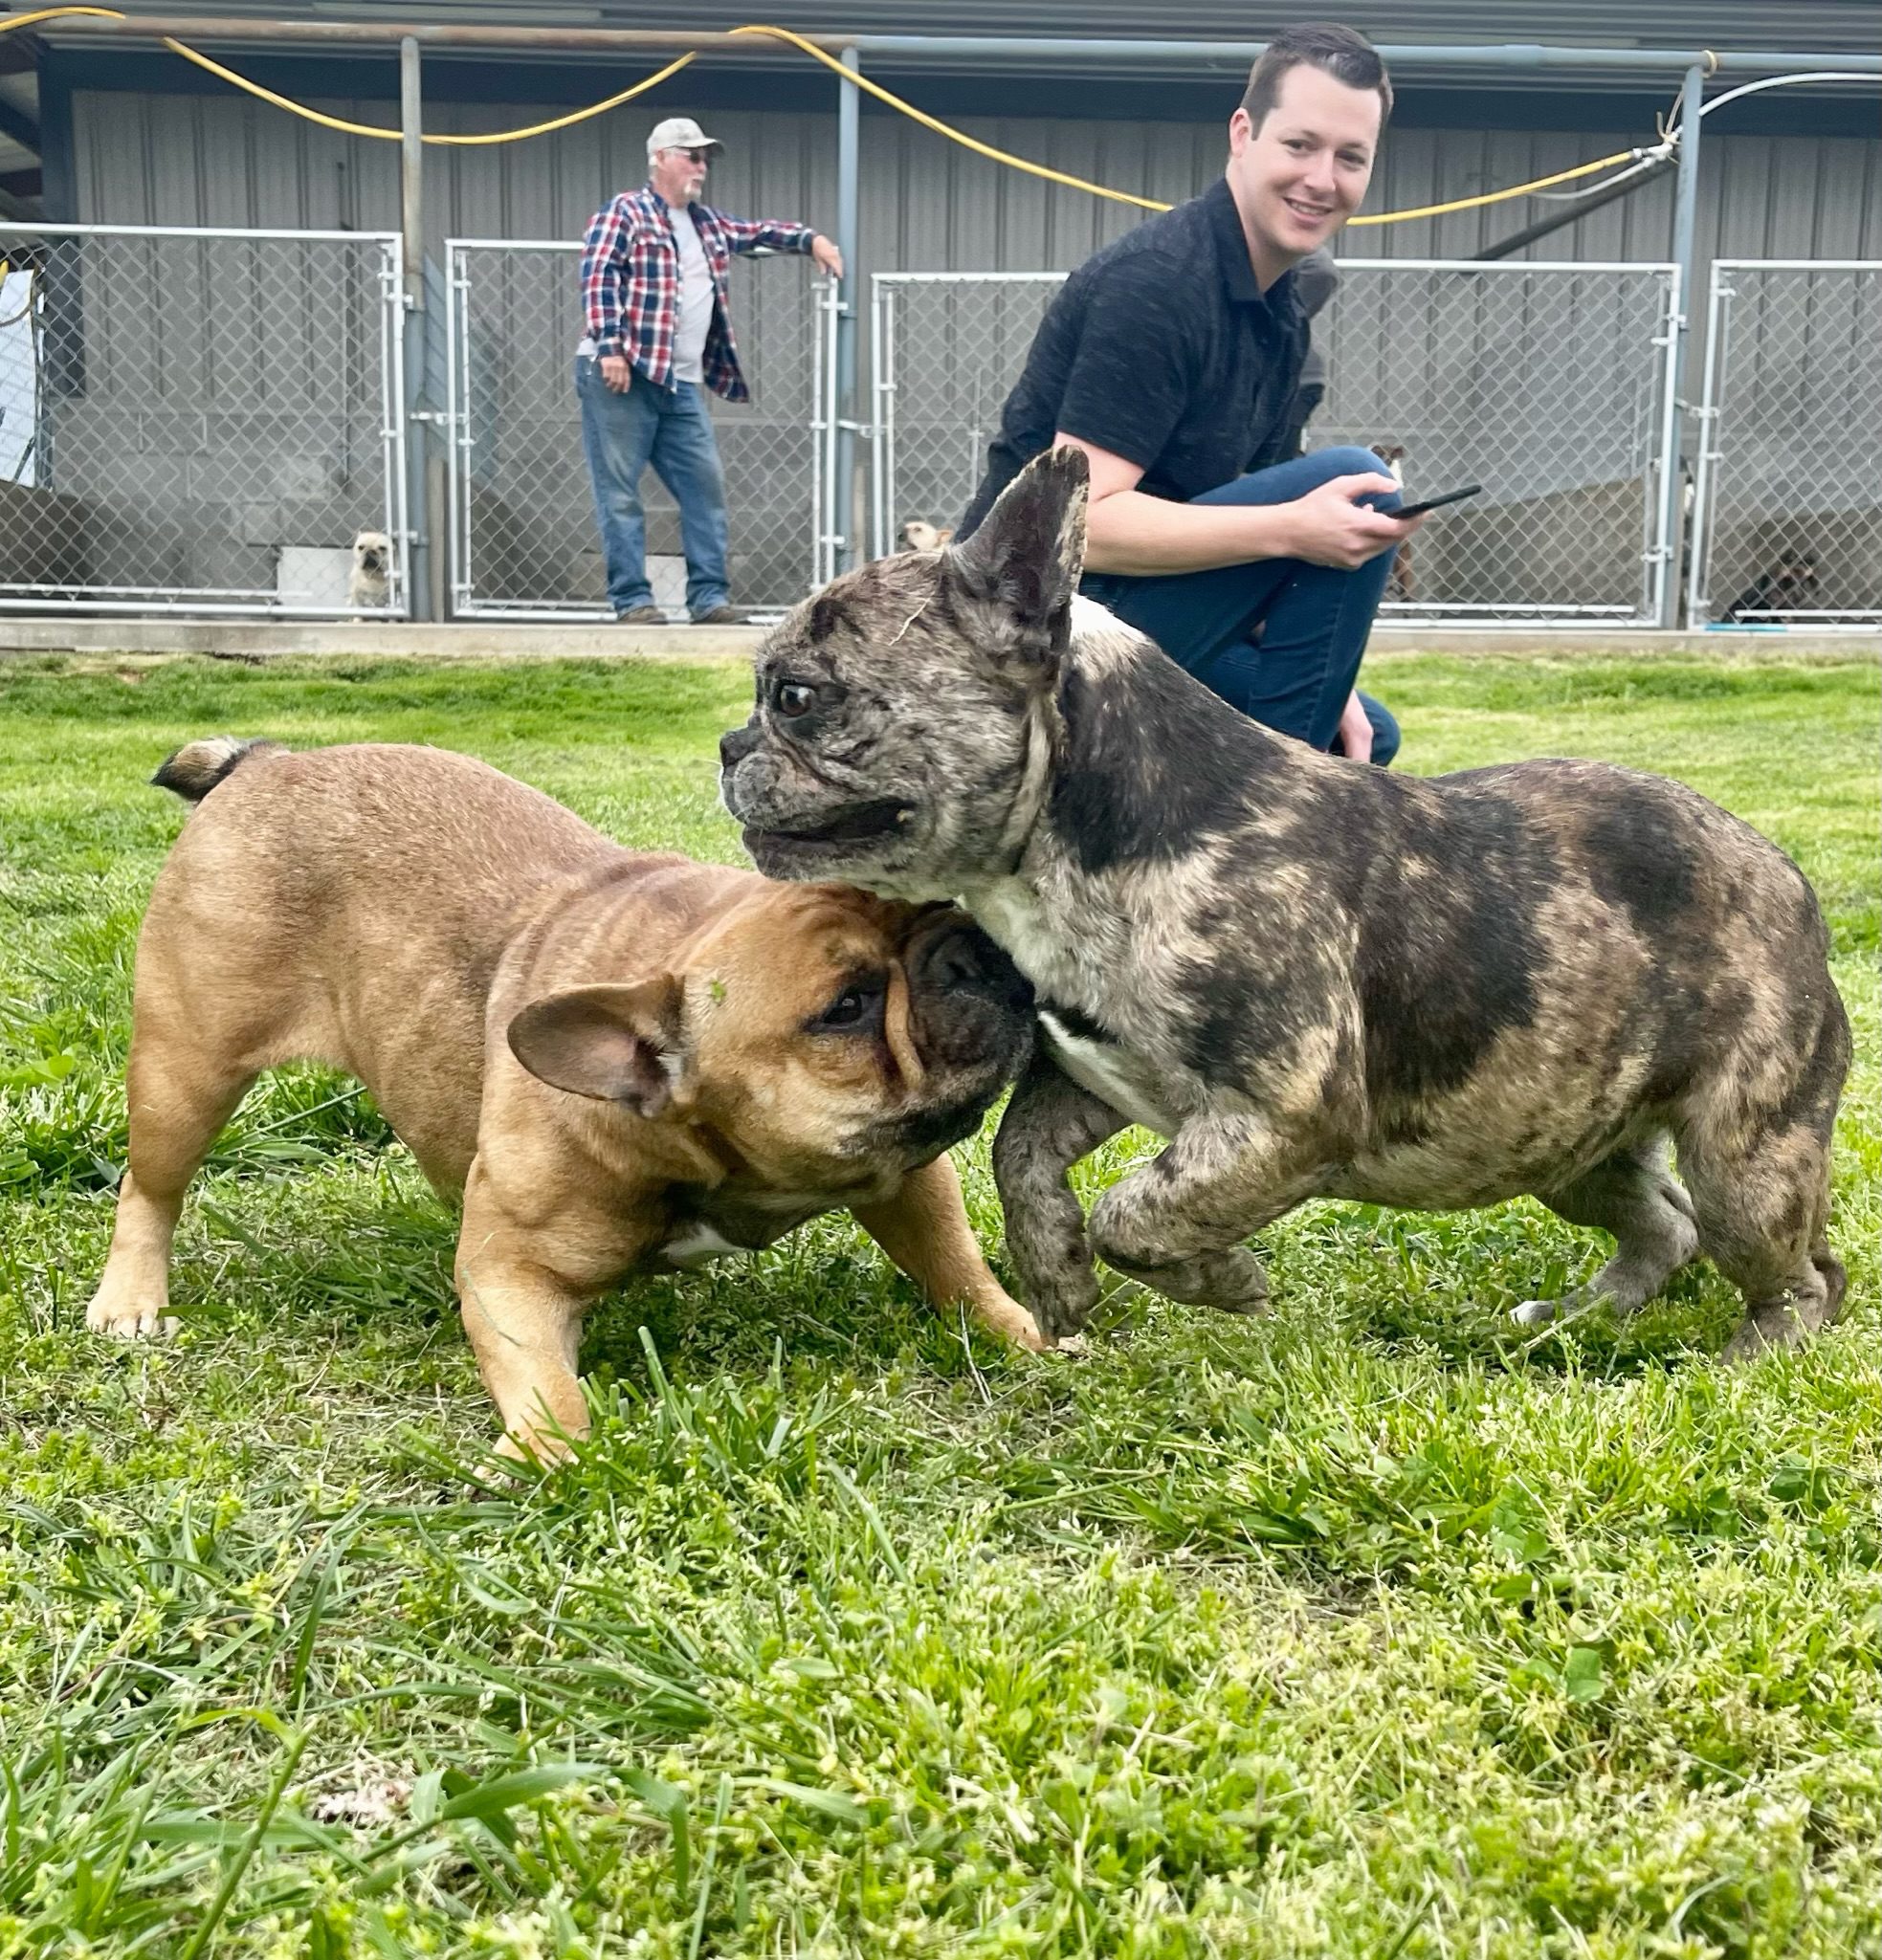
[956,23,1419,763]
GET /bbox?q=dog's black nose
[720,722,761,771]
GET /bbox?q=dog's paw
[1721,1291,1833,1366]
[493,1424,582,1471]
[1021,1262,1102,1342]
[1512,1284,1605,1332]
[1187,1246,1271,1315]
[1105,1244,1270,1315]
[85,1286,180,1340]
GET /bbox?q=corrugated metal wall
[72,91,1882,271]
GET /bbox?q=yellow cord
[0,5,1663,222]
[1348,149,1637,224]
[1,8,697,143]
[728,23,1169,211]
[0,5,122,26]
[729,27,1642,224]
[163,36,696,143]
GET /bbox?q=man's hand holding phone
[1281,472,1424,570]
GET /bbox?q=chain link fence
[446,240,834,620]
[5,232,1873,634]
[0,224,406,617]
[870,273,1061,563]
[1688,261,1882,628]
[872,261,1680,626]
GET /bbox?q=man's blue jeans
[1081,445,1404,764]
[576,358,729,617]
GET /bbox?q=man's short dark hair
[1240,24,1393,134]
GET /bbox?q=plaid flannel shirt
[580,186,815,403]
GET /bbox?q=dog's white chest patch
[657,1223,748,1268]
[1038,1010,1178,1138]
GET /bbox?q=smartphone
[1395,483,1483,520]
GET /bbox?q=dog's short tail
[150,737,282,804]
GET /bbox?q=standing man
[578,116,843,625]
[958,25,1418,762]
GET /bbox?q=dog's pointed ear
[943,445,1088,671]
[506,975,689,1117]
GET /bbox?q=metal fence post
[381,237,411,615]
[833,49,861,573]
[1684,261,1732,627]
[809,272,829,586]
[400,36,432,621]
[869,276,888,561]
[1655,61,1705,628]
[442,242,467,617]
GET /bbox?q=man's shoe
[690,604,750,626]
[614,605,667,625]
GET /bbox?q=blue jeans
[1081,445,1403,764]
[575,358,729,617]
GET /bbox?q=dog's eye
[774,681,816,719]
[808,973,886,1034]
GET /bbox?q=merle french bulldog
[720,448,1849,1361]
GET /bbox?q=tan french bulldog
[88,739,1046,1461]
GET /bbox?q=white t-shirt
[669,204,716,385]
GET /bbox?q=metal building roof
[71,2,1882,68]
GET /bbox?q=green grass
[1,648,1876,1959]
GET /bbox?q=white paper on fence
[0,269,37,489]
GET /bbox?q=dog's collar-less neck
[988,683,1057,879]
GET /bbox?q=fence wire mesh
[447,241,830,619]
[1690,262,1882,628]
[0,225,404,616]
[874,262,1678,625]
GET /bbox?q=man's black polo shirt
[958,177,1309,538]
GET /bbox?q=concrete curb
[0,620,765,662]
[1,620,1875,662]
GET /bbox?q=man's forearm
[1083,490,1296,576]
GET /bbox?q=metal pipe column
[399,35,433,621]
[1656,62,1704,628]
[834,48,861,573]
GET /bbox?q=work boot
[614,605,666,625]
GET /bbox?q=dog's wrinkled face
[353,530,390,578]
[720,451,1091,900]
[510,886,1032,1186]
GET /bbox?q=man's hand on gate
[1280,473,1422,571]
[810,234,844,279]
[599,354,632,394]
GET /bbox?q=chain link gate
[872,261,1679,626]
[1687,261,1882,628]
[446,240,836,620]
[0,224,406,617]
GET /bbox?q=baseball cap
[647,117,724,159]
